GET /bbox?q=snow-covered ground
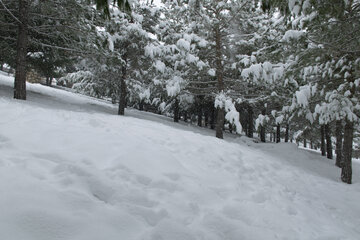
[1,74,360,240]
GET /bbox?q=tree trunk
[335,120,343,167]
[215,23,224,139]
[139,100,144,111]
[303,139,307,148]
[174,98,179,122]
[325,123,333,159]
[190,114,195,124]
[228,122,233,133]
[260,108,266,142]
[285,124,289,142]
[270,133,272,142]
[204,109,209,127]
[14,0,29,100]
[341,120,353,184]
[216,107,224,139]
[321,125,326,156]
[183,111,188,122]
[197,102,202,127]
[111,95,117,104]
[46,76,53,86]
[276,124,280,143]
[118,63,127,115]
[210,106,215,129]
[247,105,253,138]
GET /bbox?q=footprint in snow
[222,205,254,225]
[87,177,115,203]
[150,180,181,193]
[286,205,298,215]
[224,166,237,173]
[123,192,158,208]
[323,203,337,211]
[136,175,152,186]
[0,134,9,145]
[33,152,66,164]
[188,202,200,215]
[147,221,197,240]
[52,164,115,203]
[163,173,181,181]
[128,206,168,226]
[251,191,268,203]
[81,158,92,166]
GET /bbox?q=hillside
[1,74,360,240]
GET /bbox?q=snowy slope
[1,74,360,240]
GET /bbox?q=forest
[0,0,359,186]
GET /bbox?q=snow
[144,44,162,59]
[241,62,281,83]
[312,88,359,124]
[207,68,216,76]
[1,74,360,240]
[215,93,242,134]
[295,85,312,107]
[139,88,150,101]
[186,53,198,63]
[288,0,297,11]
[176,38,191,51]
[241,63,262,81]
[154,60,166,73]
[275,115,284,124]
[255,114,270,129]
[198,39,207,48]
[108,33,115,52]
[166,76,182,97]
[196,60,206,70]
[282,30,305,41]
[355,78,360,87]
[302,0,311,11]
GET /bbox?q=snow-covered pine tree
[0,0,131,100]
[262,0,360,183]
[0,0,104,99]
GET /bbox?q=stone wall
[26,69,43,83]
